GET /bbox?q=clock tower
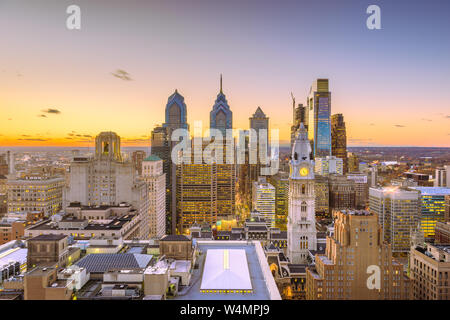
[287,123,317,264]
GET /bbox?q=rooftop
[174,242,273,300]
[160,234,190,242]
[75,253,153,273]
[29,234,67,241]
[143,155,161,162]
[410,187,450,196]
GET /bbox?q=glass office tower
[307,79,331,158]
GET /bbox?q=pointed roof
[252,106,267,118]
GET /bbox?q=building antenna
[220,74,223,93]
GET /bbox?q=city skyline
[1,0,450,148]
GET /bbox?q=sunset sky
[1,0,449,147]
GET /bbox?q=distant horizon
[1,0,450,148]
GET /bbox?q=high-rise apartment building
[252,177,276,228]
[7,175,64,217]
[142,155,166,238]
[331,113,348,173]
[66,132,150,239]
[410,243,450,300]
[315,156,343,176]
[307,79,331,158]
[287,124,317,264]
[410,187,450,241]
[306,210,411,300]
[369,187,420,254]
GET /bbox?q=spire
[220,74,223,93]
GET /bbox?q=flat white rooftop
[200,249,252,291]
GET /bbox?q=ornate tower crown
[291,123,311,163]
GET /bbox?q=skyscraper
[290,93,308,149]
[369,187,420,254]
[154,90,189,235]
[434,166,450,187]
[142,155,166,238]
[210,75,232,137]
[150,125,171,234]
[410,187,450,241]
[331,113,347,173]
[306,210,411,300]
[307,79,331,158]
[287,123,317,264]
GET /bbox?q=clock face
[299,167,309,177]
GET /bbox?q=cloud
[8,118,12,120]
[21,134,31,137]
[111,69,133,81]
[83,134,92,138]
[394,124,406,128]
[18,138,48,141]
[41,108,61,114]
[421,118,432,122]
[446,115,450,119]
[369,123,375,126]
[37,114,47,118]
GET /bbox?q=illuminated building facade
[434,166,450,187]
[410,187,450,241]
[7,175,64,217]
[347,152,360,173]
[331,113,347,173]
[369,187,420,254]
[307,79,331,158]
[268,172,289,229]
[252,177,276,228]
[306,210,411,300]
[314,175,330,219]
[314,156,343,176]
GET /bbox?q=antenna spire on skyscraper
[220,74,223,93]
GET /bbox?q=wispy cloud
[41,108,61,114]
[421,118,432,122]
[394,124,406,128]
[18,138,48,141]
[37,114,47,118]
[111,69,133,81]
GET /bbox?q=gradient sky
[1,0,449,147]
